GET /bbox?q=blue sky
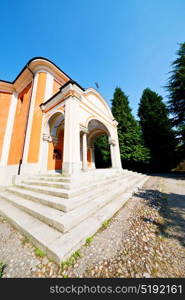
[0,0,185,117]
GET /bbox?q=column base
[0,164,19,186]
[62,162,82,177]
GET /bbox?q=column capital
[80,125,89,134]
[42,133,52,142]
[109,137,116,146]
[112,119,119,127]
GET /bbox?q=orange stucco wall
[47,129,64,170]
[53,79,61,95]
[27,72,47,163]
[0,92,12,160]
[8,84,32,165]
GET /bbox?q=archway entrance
[94,134,111,168]
[84,119,111,169]
[47,113,64,171]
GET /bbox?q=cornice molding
[40,81,83,113]
[0,57,71,94]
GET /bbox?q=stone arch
[87,118,111,147]
[44,111,64,171]
[83,88,114,118]
[82,119,112,169]
[44,111,64,137]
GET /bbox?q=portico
[40,81,122,177]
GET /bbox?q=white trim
[45,101,65,117]
[41,82,82,112]
[82,103,115,129]
[30,60,69,81]
[22,73,39,163]
[40,90,62,112]
[34,67,55,77]
[39,72,54,171]
[83,88,114,119]
[0,92,18,166]
[44,73,54,101]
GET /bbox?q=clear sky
[0,0,185,117]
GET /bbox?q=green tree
[166,42,185,159]
[94,135,111,168]
[138,88,177,171]
[111,87,150,170]
[167,43,185,127]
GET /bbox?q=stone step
[15,183,72,198]
[6,187,69,211]
[0,199,64,262]
[1,174,145,233]
[0,193,66,232]
[0,175,149,264]
[21,171,124,190]
[28,169,126,184]
[6,173,138,212]
[37,173,62,177]
[21,179,72,190]
[15,171,135,199]
[28,176,72,183]
[53,174,147,233]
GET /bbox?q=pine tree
[138,88,177,171]
[167,43,185,127]
[111,87,150,170]
[166,43,185,160]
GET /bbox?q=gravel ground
[0,175,185,278]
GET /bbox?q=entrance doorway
[47,113,64,171]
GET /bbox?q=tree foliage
[166,43,185,127]
[94,135,111,168]
[166,42,185,160]
[138,88,177,171]
[111,87,150,170]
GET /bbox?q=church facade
[0,57,122,186]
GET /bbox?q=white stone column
[39,72,54,172]
[110,142,116,168]
[91,146,96,168]
[82,132,88,170]
[62,96,81,176]
[88,146,95,169]
[114,130,122,169]
[109,135,122,169]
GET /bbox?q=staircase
[0,169,149,264]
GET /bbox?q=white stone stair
[0,169,149,264]
[13,170,130,199]
[4,172,137,213]
[1,174,143,233]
